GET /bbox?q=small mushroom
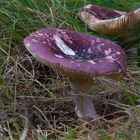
[24,28,127,121]
[78,4,140,35]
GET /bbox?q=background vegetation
[0,0,140,139]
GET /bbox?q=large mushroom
[24,28,127,121]
[78,4,140,35]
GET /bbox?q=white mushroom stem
[73,95,96,121]
[69,78,97,121]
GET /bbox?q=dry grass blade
[0,46,56,99]
[19,115,28,140]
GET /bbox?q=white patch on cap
[34,34,39,37]
[53,35,75,56]
[116,51,121,55]
[88,48,92,53]
[109,60,114,63]
[98,43,105,47]
[91,40,95,45]
[84,4,92,9]
[32,39,38,43]
[44,33,49,37]
[42,41,46,44]
[55,54,64,58]
[38,33,44,36]
[26,43,30,47]
[104,48,112,55]
[88,60,96,64]
[106,55,115,61]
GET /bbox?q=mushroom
[78,4,140,35]
[24,28,127,121]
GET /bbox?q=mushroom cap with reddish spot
[24,28,127,80]
[78,4,140,34]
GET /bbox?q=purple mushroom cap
[24,28,127,121]
[79,4,126,20]
[24,28,127,79]
[78,4,140,34]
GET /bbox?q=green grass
[0,0,140,139]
